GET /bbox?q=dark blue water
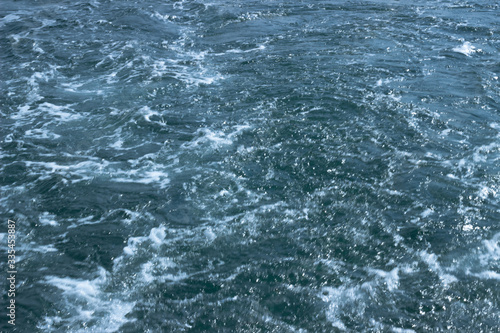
[1,0,500,331]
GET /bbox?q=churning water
[1,0,500,331]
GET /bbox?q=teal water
[1,0,500,331]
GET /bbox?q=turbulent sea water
[1,0,500,331]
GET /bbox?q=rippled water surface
[1,0,500,331]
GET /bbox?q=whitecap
[452,41,481,56]
[112,170,170,189]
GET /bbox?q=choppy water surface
[1,0,500,331]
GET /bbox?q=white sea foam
[39,212,59,226]
[123,236,148,256]
[149,226,166,246]
[67,215,99,229]
[109,139,123,149]
[213,44,266,56]
[150,53,223,86]
[60,81,86,92]
[473,141,499,163]
[33,41,44,54]
[391,328,416,333]
[421,208,434,218]
[321,285,363,330]
[462,224,474,231]
[0,14,22,27]
[471,270,500,280]
[45,273,100,299]
[419,250,457,286]
[113,169,170,189]
[369,268,400,291]
[440,129,452,137]
[452,42,481,56]
[140,257,188,283]
[24,160,107,182]
[204,227,217,242]
[117,209,144,225]
[24,129,61,140]
[42,267,136,332]
[477,184,497,200]
[490,122,500,130]
[174,70,223,86]
[480,232,500,265]
[15,102,82,123]
[183,125,251,149]
[24,157,171,188]
[152,12,179,21]
[30,244,58,253]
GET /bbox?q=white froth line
[391,328,416,333]
[25,159,171,188]
[25,129,61,140]
[149,226,166,246]
[213,45,266,56]
[469,270,500,280]
[67,216,99,229]
[24,160,110,173]
[112,170,170,188]
[30,244,58,253]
